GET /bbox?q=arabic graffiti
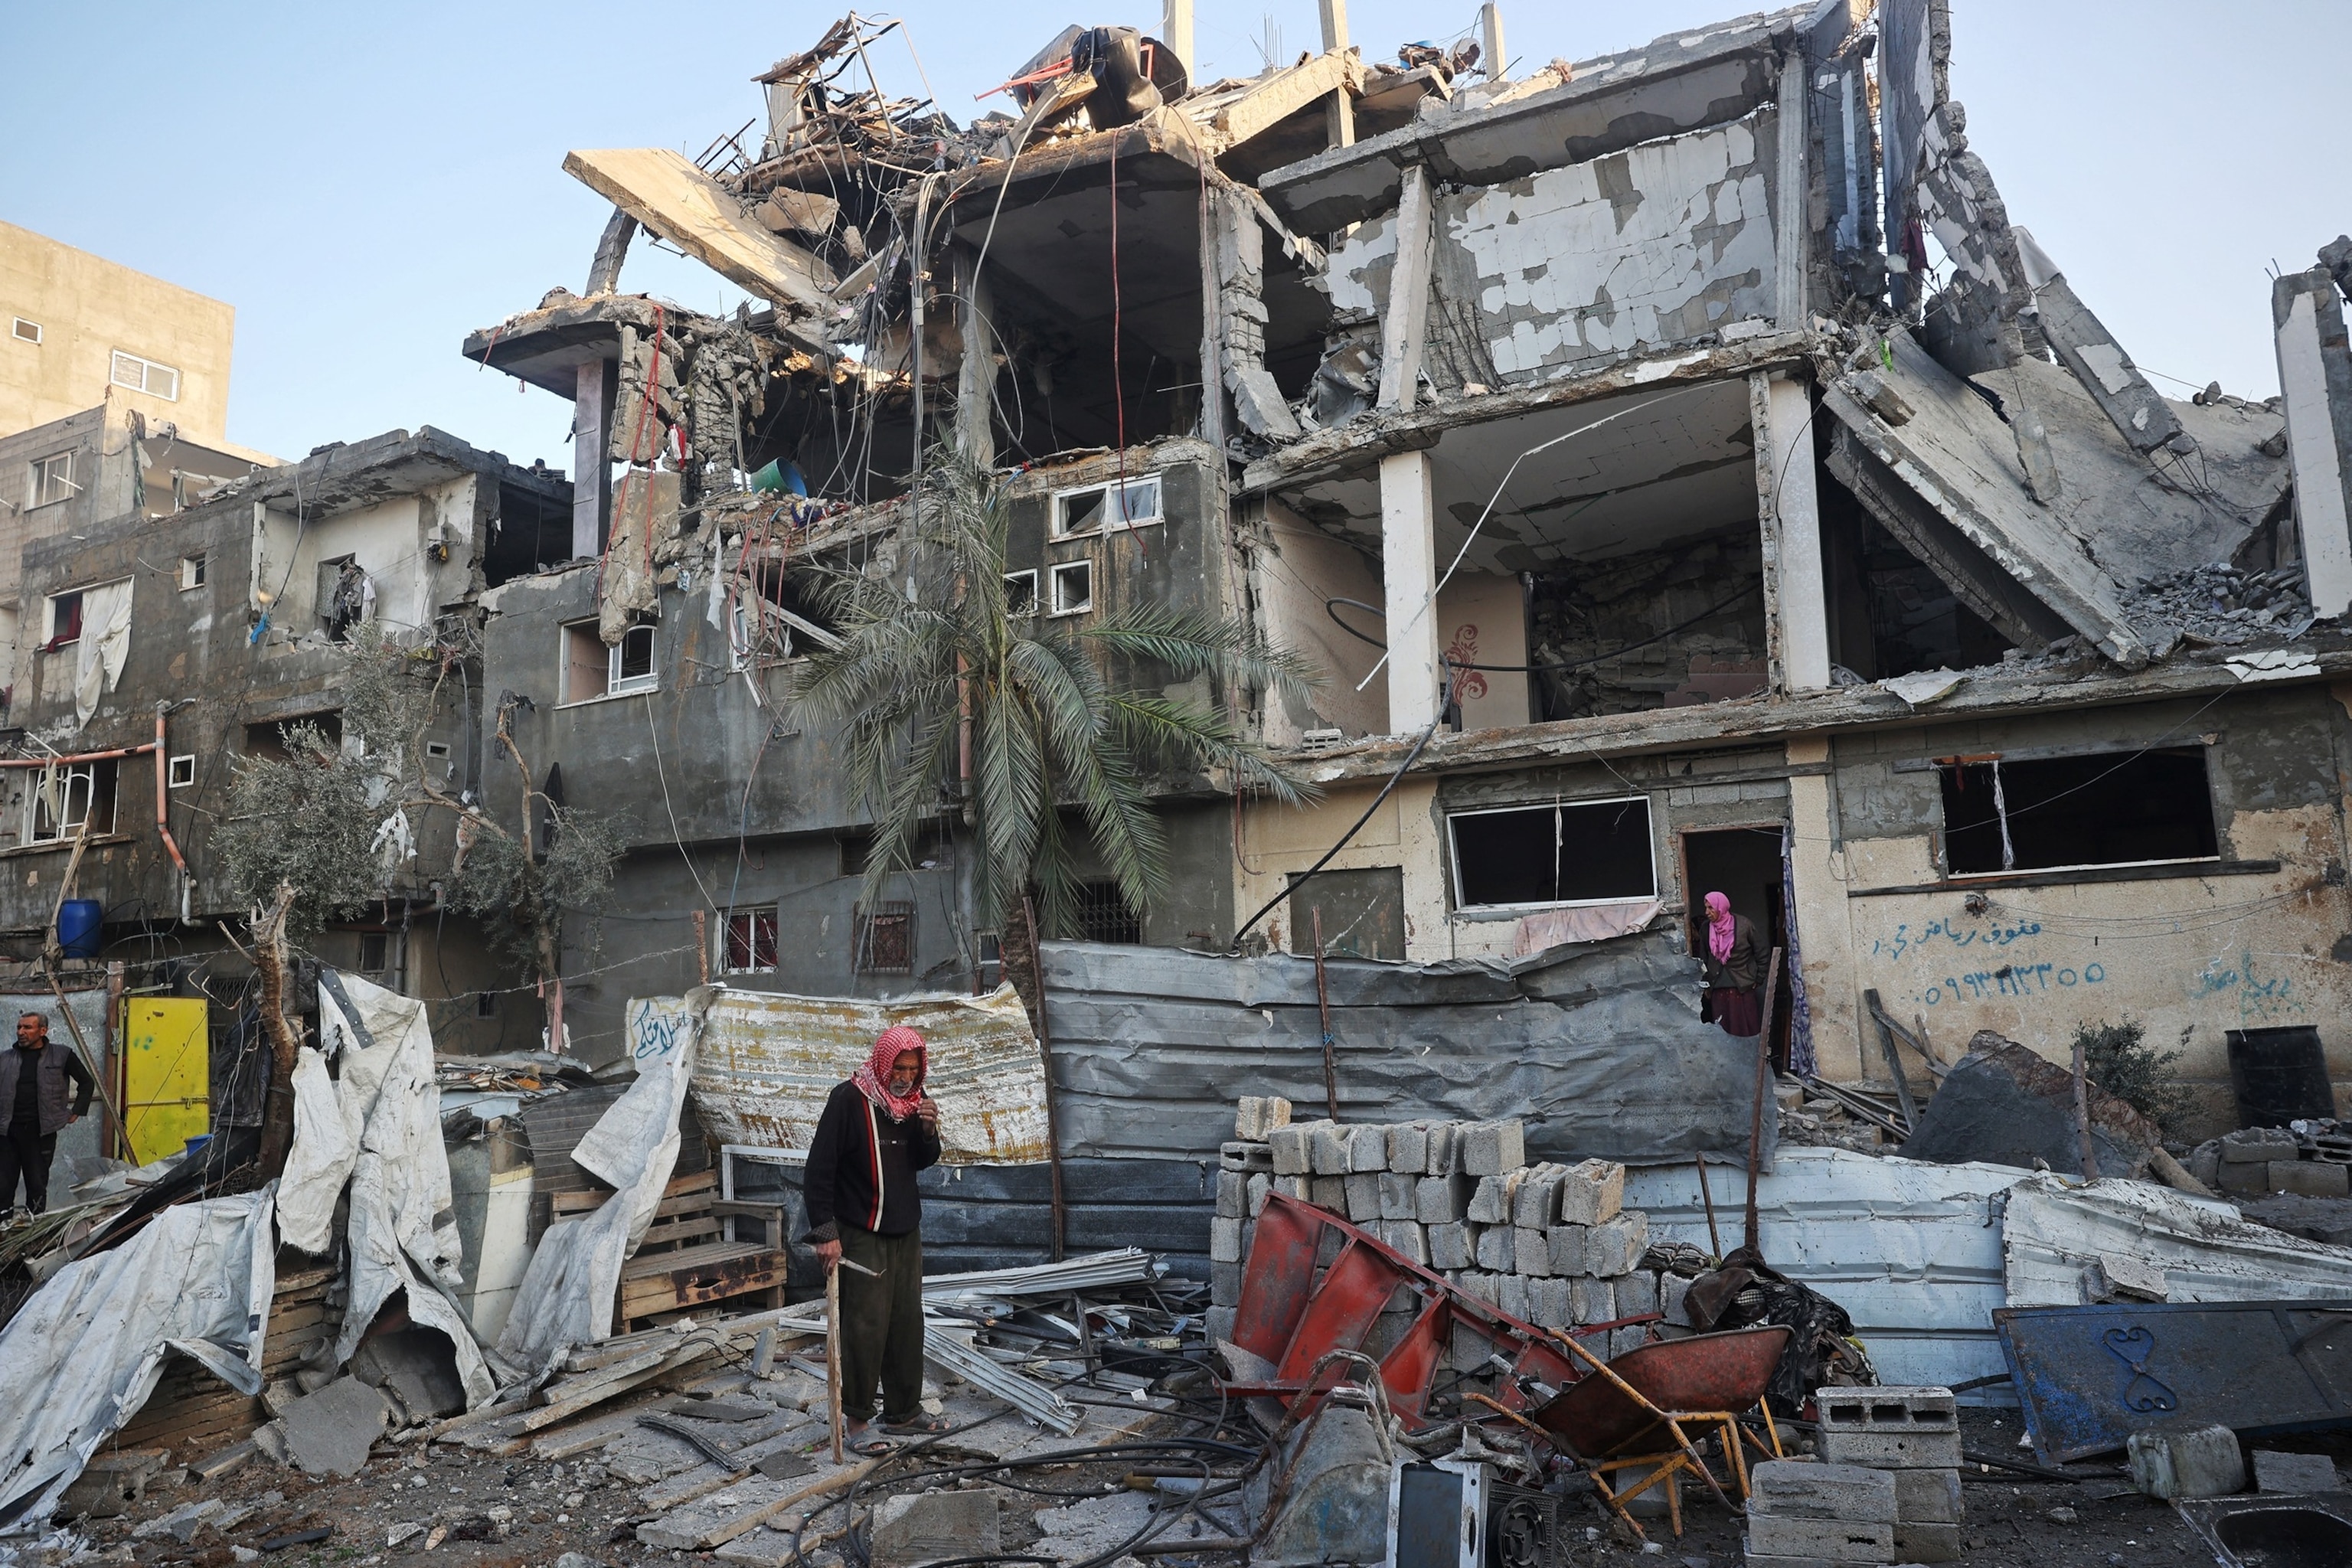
[627,996,694,1061]
[2194,949,2304,1023]
[1917,962,2104,1007]
[1870,916,2045,962]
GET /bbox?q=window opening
[10,318,40,345]
[1004,570,1038,614]
[1049,560,1093,616]
[562,620,657,701]
[166,754,197,788]
[1449,795,1657,909]
[27,760,118,845]
[110,350,180,400]
[1070,880,1143,943]
[854,901,915,973]
[178,554,206,590]
[28,452,77,510]
[611,622,656,694]
[244,712,343,763]
[1939,747,2217,876]
[1053,474,1162,537]
[475,991,498,1018]
[724,908,780,973]
[42,590,83,650]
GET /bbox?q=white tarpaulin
[498,991,702,1375]
[0,1191,274,1530]
[2003,1172,2352,1305]
[71,577,132,730]
[279,971,497,1406]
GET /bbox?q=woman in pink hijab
[1700,890,1766,1036]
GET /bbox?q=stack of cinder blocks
[2211,1122,2352,1198]
[1210,1099,1682,1364]
[1743,1386,1963,1565]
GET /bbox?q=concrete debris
[274,1377,394,1478]
[2127,1423,2244,1501]
[1897,1034,2161,1179]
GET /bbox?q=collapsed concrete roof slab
[564,147,835,316]
[236,426,544,520]
[1821,332,2146,665]
[462,293,678,398]
[1254,6,1817,234]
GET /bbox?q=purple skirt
[1708,986,1762,1037]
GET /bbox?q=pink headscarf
[853,1024,928,1122]
[1704,892,1736,965]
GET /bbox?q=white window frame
[166,754,197,789]
[10,318,40,345]
[110,350,180,401]
[1050,472,1163,537]
[1446,794,1659,912]
[1048,560,1094,616]
[560,619,658,703]
[722,907,779,974]
[608,622,658,696]
[1004,569,1039,614]
[25,761,116,847]
[43,590,83,647]
[28,452,77,510]
[178,554,206,590]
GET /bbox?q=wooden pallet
[115,1260,342,1461]
[554,1170,789,1331]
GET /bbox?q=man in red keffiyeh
[804,1024,942,1450]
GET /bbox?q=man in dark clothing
[0,1011,94,1213]
[803,1024,942,1451]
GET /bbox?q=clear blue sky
[1,2,2341,466]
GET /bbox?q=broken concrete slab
[564,149,835,317]
[2128,1424,2244,1501]
[2015,227,2188,458]
[2252,1449,2343,1494]
[1747,1459,1897,1523]
[869,1489,1001,1568]
[2273,267,2352,620]
[276,1376,394,1478]
[1896,1034,2161,1179]
[1031,1490,1155,1561]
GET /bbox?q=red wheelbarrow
[1532,1324,1792,1541]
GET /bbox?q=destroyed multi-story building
[430,0,2345,1128]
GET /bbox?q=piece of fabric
[1704,892,1736,965]
[0,1037,94,1139]
[1707,985,1762,1037]
[1780,826,1815,1077]
[0,1128,55,1212]
[71,578,133,730]
[835,1223,926,1426]
[276,972,496,1408]
[0,1190,274,1527]
[853,1025,928,1121]
[803,1080,942,1243]
[497,995,701,1376]
[1700,913,1766,991]
[1508,900,1661,956]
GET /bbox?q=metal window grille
[855,900,915,973]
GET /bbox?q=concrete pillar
[956,250,996,467]
[1377,165,1436,413]
[1318,0,1354,149]
[1784,737,1863,1081]
[1754,370,1831,691]
[572,358,618,561]
[1159,0,1194,77]
[1773,51,1809,329]
[1480,3,1506,83]
[2274,270,2352,620]
[1379,449,1443,734]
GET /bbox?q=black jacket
[2,1039,94,1138]
[804,1080,940,1241]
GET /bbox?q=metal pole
[1694,1156,1722,1262]
[825,1263,845,1463]
[1743,947,1783,1257]
[1312,908,1339,1122]
[1024,894,1067,1262]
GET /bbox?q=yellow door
[122,998,208,1166]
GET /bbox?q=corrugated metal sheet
[2003,1174,2352,1305]
[670,982,1050,1164]
[1040,930,1772,1167]
[1625,1148,2030,1397]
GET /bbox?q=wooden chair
[550,1169,789,1330]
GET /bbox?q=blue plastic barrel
[57,899,102,959]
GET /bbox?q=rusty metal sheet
[1994,1300,2352,1463]
[640,983,1051,1165]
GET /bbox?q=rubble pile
[1210,1099,1692,1353]
[1745,1386,1965,1566]
[2129,562,2314,648]
[2191,1119,2352,1197]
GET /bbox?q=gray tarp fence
[1039,926,1775,1168]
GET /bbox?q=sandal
[849,1436,899,1457]
[879,1414,950,1437]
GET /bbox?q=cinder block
[1893,1468,1963,1524]
[1547,1224,1587,1276]
[1513,1227,1552,1277]
[1387,1123,1429,1173]
[1586,1212,1649,1276]
[1570,1275,1615,1325]
[1234,1096,1292,1142]
[1450,1319,1490,1373]
[1344,1172,1383,1221]
[1268,1123,1315,1175]
[1273,1174,1312,1202]
[1511,1163,1567,1228]
[2223,1125,2296,1161]
[1377,1220,1428,1266]
[1209,1261,1242,1308]
[1462,1120,1525,1177]
[1246,1172,1272,1217]
[1817,1387,1956,1429]
[1309,1122,1351,1175]
[2273,1160,2351,1197]
[1894,1521,1962,1563]
[1458,1272,1499,1307]
[1661,1272,1694,1326]
[1428,1223,1473,1272]
[1425,1123,1459,1174]
[1416,1174,1472,1224]
[1466,1173,1517,1225]
[1816,1429,1962,1470]
[2128,1423,2243,1499]
[1475,1225,1515,1272]
[1557,1159,1625,1227]
[2252,1449,2342,1494]
[1219,1140,1273,1171]
[1310,1175,1348,1212]
[2220,1158,2272,1195]
[1529,1277,1572,1329]
[1210,1217,1243,1263]
[1348,1124,1391,1172]
[1609,1325,1647,1359]
[1749,1460,1897,1524]
[1214,1170,1247,1220]
[1615,1271,1660,1319]
[1204,1305,1236,1347]
[1494,1273,1526,1321]
[1377,1171,1421,1220]
[1315,1225,1344,1267]
[1743,1514,1896,1563]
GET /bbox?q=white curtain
[72,578,134,730]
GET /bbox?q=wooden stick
[1743,947,1782,1257]
[1312,908,1338,1122]
[1694,1156,1722,1261]
[2071,1035,2100,1182]
[825,1262,844,1464]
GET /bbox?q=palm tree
[793,447,1318,990]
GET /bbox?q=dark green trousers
[836,1223,924,1426]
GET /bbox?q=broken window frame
[609,622,658,696]
[1050,473,1164,539]
[28,452,77,510]
[178,554,206,590]
[560,619,658,703]
[1937,746,2222,879]
[42,590,83,649]
[854,900,916,975]
[24,760,118,847]
[723,906,781,974]
[1446,795,1661,912]
[1004,570,1039,615]
[1048,560,1094,617]
[109,349,179,401]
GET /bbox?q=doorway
[1681,825,1793,1067]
